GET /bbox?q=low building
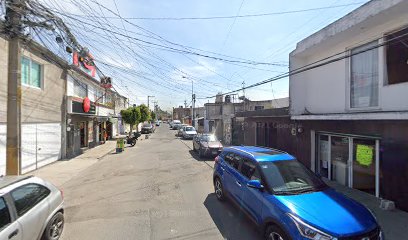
[0,35,68,174]
[205,94,289,145]
[65,67,119,158]
[289,0,408,211]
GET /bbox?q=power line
[198,31,408,99]
[54,2,366,21]
[48,9,288,67]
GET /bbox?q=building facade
[0,37,67,174]
[205,94,289,145]
[65,69,122,158]
[289,0,408,211]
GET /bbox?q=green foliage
[151,112,156,120]
[139,104,150,122]
[121,107,140,126]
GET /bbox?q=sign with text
[356,144,374,167]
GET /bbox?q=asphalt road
[60,125,263,240]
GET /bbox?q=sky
[35,0,369,111]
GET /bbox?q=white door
[36,123,61,169]
[0,124,6,176]
[21,123,61,174]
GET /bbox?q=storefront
[290,119,408,212]
[66,96,96,157]
[314,132,380,197]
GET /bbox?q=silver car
[0,176,64,240]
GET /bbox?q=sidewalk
[28,140,117,187]
[326,180,408,240]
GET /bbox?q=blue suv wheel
[214,177,225,201]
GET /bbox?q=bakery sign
[72,97,96,115]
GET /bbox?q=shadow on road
[188,150,215,161]
[204,193,263,240]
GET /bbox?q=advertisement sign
[73,51,96,78]
[356,144,374,166]
[72,99,96,115]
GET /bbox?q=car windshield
[260,160,327,195]
[143,123,151,127]
[201,135,218,142]
[185,127,195,131]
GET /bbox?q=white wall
[290,1,408,116]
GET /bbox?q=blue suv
[213,146,383,240]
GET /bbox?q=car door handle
[236,181,241,187]
[8,229,18,239]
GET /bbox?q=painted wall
[290,1,408,116]
[0,38,65,174]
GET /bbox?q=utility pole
[147,95,154,110]
[242,81,246,111]
[6,0,24,175]
[191,80,195,127]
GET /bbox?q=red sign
[83,97,91,113]
[73,51,96,77]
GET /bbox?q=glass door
[330,136,350,186]
[352,139,376,195]
[316,135,329,178]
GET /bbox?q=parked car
[193,134,223,158]
[0,175,64,240]
[176,124,188,136]
[213,146,383,240]
[170,120,181,129]
[182,126,197,139]
[172,123,183,130]
[141,123,154,134]
[155,121,160,126]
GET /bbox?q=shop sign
[356,144,374,166]
[72,99,96,115]
[73,50,96,78]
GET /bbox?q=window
[0,198,11,230]
[385,27,408,85]
[74,79,87,98]
[224,152,235,166]
[241,158,261,181]
[224,152,241,170]
[350,41,379,108]
[11,184,50,217]
[21,57,42,88]
[231,154,242,170]
[254,106,264,111]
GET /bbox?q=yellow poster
[356,144,373,166]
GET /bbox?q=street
[60,125,262,240]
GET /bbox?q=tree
[121,106,140,136]
[151,111,156,121]
[138,104,150,123]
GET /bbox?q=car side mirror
[247,180,264,191]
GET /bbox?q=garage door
[21,123,61,174]
[0,124,6,176]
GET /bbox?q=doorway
[79,122,87,148]
[315,132,380,197]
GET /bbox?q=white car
[182,126,197,139]
[169,120,181,128]
[0,176,64,240]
